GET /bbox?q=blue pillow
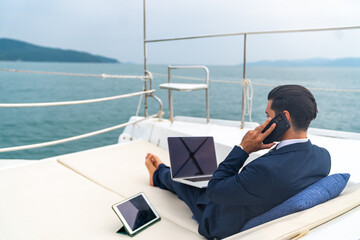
[241,173,350,231]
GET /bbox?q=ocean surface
[0,61,359,160]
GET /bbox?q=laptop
[167,136,218,188]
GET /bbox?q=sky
[0,0,360,65]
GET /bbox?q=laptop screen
[168,137,217,178]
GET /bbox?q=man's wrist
[239,144,249,154]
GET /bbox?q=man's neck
[281,128,307,140]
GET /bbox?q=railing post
[168,66,174,123]
[241,33,247,129]
[143,0,148,117]
[204,67,210,123]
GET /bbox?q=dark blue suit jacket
[197,140,331,239]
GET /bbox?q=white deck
[1,116,360,239]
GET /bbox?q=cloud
[0,0,359,64]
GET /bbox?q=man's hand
[240,118,277,154]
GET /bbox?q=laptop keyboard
[184,176,212,182]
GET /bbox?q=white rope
[242,78,253,122]
[0,90,155,108]
[136,87,145,116]
[0,113,160,153]
[0,69,148,79]
[152,72,360,93]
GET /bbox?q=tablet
[112,192,161,236]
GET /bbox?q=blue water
[0,61,359,159]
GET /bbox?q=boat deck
[0,116,359,239]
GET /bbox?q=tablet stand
[116,226,127,235]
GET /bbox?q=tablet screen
[114,194,158,233]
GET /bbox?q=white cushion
[58,140,200,234]
[0,160,200,240]
[54,139,360,239]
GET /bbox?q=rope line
[0,113,160,153]
[0,69,148,79]
[242,79,253,122]
[136,86,145,116]
[2,69,358,92]
[152,72,360,93]
[0,90,155,108]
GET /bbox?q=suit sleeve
[206,146,274,205]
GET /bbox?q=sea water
[0,61,359,159]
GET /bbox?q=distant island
[248,57,360,67]
[0,38,119,63]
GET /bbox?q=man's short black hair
[268,85,317,131]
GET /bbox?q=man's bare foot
[145,153,163,186]
[147,153,163,168]
[145,156,156,186]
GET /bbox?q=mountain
[0,38,119,63]
[248,58,360,67]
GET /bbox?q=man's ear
[283,110,291,123]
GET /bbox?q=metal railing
[142,0,360,128]
[144,26,360,43]
[0,90,155,108]
[0,69,148,79]
[0,113,161,153]
[0,71,163,153]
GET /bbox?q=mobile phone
[262,112,291,144]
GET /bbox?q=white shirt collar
[276,138,309,150]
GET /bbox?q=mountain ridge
[0,38,119,63]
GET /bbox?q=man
[145,85,331,239]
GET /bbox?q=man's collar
[277,138,309,150]
[265,140,311,156]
